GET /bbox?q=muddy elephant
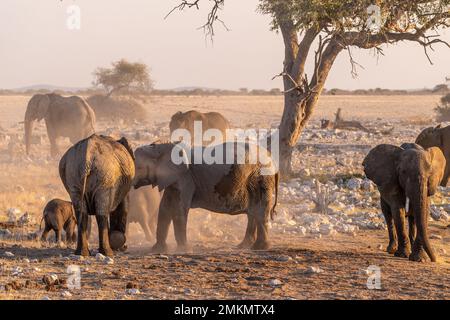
[362,143,445,262]
[59,134,135,256]
[169,110,230,144]
[415,124,450,186]
[127,186,162,242]
[24,93,96,157]
[133,141,279,253]
[40,199,77,244]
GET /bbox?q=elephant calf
[134,141,279,253]
[127,186,162,242]
[363,143,445,262]
[59,134,135,257]
[40,199,77,244]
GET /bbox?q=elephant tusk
[405,197,410,212]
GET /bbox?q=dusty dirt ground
[0,94,449,300]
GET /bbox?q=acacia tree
[93,59,153,97]
[170,0,450,176]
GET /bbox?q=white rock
[346,178,362,190]
[95,253,106,261]
[306,266,323,274]
[126,288,140,295]
[430,234,443,240]
[104,257,114,265]
[11,266,23,276]
[4,251,14,257]
[42,296,51,300]
[61,290,72,298]
[268,279,283,286]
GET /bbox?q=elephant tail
[39,216,44,231]
[270,172,279,220]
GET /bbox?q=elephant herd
[25,94,449,263]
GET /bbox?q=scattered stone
[95,253,106,262]
[61,290,72,298]
[6,208,21,223]
[4,251,14,257]
[305,266,323,274]
[42,296,51,300]
[104,257,114,265]
[42,274,59,286]
[346,178,362,190]
[268,279,283,287]
[272,255,292,262]
[126,288,140,295]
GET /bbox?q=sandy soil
[0,94,449,300]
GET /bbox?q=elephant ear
[117,137,135,161]
[27,94,50,121]
[155,143,190,191]
[427,147,446,195]
[363,144,403,188]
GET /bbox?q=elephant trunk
[411,177,436,262]
[24,119,34,155]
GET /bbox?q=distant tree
[168,0,450,176]
[435,93,450,121]
[93,59,153,97]
[239,87,249,94]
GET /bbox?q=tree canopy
[93,59,153,96]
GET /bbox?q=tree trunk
[277,36,343,178]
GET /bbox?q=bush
[87,95,147,123]
[435,93,450,122]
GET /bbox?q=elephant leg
[151,190,174,254]
[73,198,90,256]
[40,225,51,242]
[173,209,190,253]
[55,229,62,244]
[96,215,113,257]
[46,127,59,158]
[237,215,256,249]
[139,218,153,242]
[408,214,416,247]
[380,197,397,254]
[251,187,271,251]
[392,206,411,258]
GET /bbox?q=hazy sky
[0,0,449,90]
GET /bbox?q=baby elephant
[41,199,77,244]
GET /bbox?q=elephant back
[363,144,403,188]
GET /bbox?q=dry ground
[0,94,449,300]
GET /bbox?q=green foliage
[258,0,449,33]
[93,59,153,96]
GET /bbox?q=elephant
[59,134,135,257]
[415,124,450,186]
[24,93,96,157]
[169,110,230,144]
[127,186,162,242]
[362,143,446,262]
[40,199,77,244]
[133,141,279,253]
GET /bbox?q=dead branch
[321,108,394,135]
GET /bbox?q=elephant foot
[74,247,90,257]
[409,250,428,263]
[151,242,169,254]
[394,246,411,258]
[237,239,255,249]
[99,247,114,257]
[386,243,398,254]
[251,240,270,251]
[175,244,193,254]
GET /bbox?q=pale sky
[0,0,449,90]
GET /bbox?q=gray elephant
[24,93,96,157]
[169,110,230,143]
[40,199,77,244]
[362,143,445,262]
[127,186,162,242]
[415,124,450,186]
[59,134,135,256]
[133,141,279,253]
